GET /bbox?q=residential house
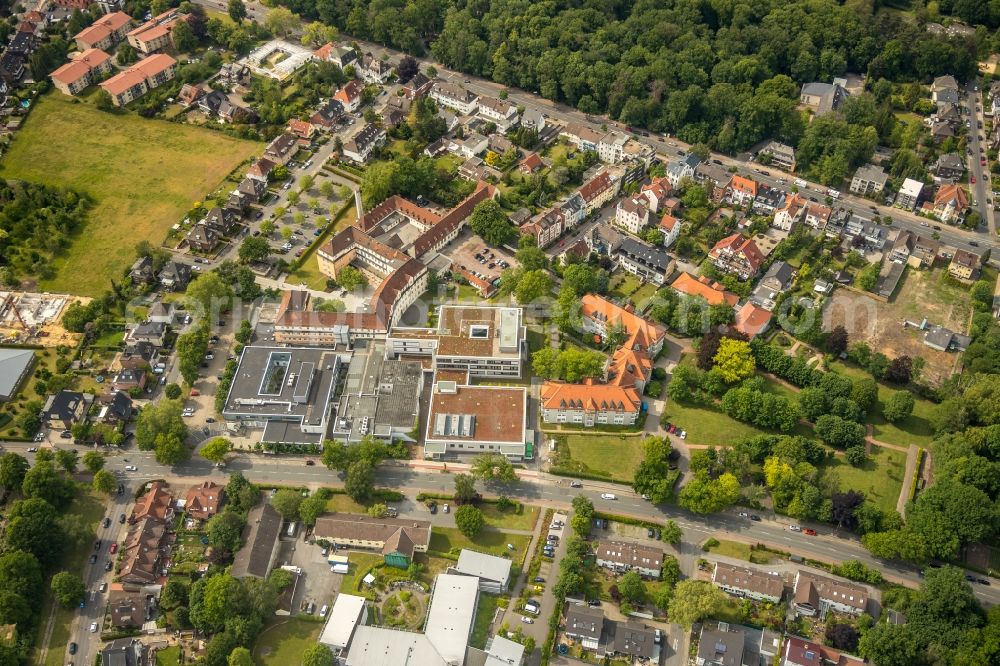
[800,82,847,115]
[177,82,203,106]
[519,152,543,174]
[665,153,700,187]
[895,178,923,210]
[931,74,959,105]
[803,202,832,230]
[100,639,145,666]
[357,52,392,84]
[640,176,672,212]
[126,9,187,55]
[287,118,316,141]
[74,10,132,51]
[708,233,764,280]
[333,79,363,112]
[520,208,563,249]
[750,261,794,310]
[50,48,113,95]
[448,132,488,159]
[696,628,744,666]
[560,123,604,152]
[564,605,605,651]
[8,31,36,56]
[758,141,796,170]
[615,236,675,285]
[934,152,965,180]
[487,134,516,156]
[875,260,906,299]
[713,562,784,603]
[231,503,283,579]
[671,272,739,307]
[578,171,619,214]
[560,193,586,229]
[310,98,345,129]
[128,321,166,347]
[933,183,969,223]
[930,119,955,142]
[342,123,386,163]
[849,164,888,196]
[202,206,240,236]
[184,481,223,521]
[111,367,146,393]
[158,260,191,290]
[792,571,869,617]
[694,163,732,200]
[314,515,431,568]
[0,51,26,85]
[750,185,785,216]
[734,302,773,339]
[264,133,298,166]
[232,178,266,209]
[118,341,155,371]
[401,71,432,99]
[43,390,91,429]
[773,193,807,231]
[594,540,664,578]
[430,81,479,114]
[447,549,512,594]
[120,517,167,585]
[949,248,982,281]
[659,213,680,249]
[598,132,630,164]
[197,89,229,117]
[132,482,174,522]
[521,108,545,132]
[782,636,865,666]
[109,591,149,629]
[615,196,650,235]
[247,158,276,182]
[100,53,176,106]
[923,324,971,352]
[728,174,759,206]
[478,96,519,131]
[587,224,623,256]
[314,42,357,69]
[186,223,219,253]
[98,391,133,425]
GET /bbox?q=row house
[594,540,664,578]
[671,272,739,307]
[477,96,519,131]
[99,53,176,107]
[430,81,479,115]
[708,233,765,281]
[520,208,564,249]
[728,174,759,207]
[792,571,868,617]
[74,10,132,51]
[713,562,784,604]
[578,171,619,215]
[615,196,650,235]
[50,48,112,96]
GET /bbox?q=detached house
[342,123,386,163]
[665,153,700,188]
[184,481,223,522]
[313,42,357,69]
[758,141,796,171]
[932,183,969,223]
[773,193,807,231]
[310,98,345,129]
[333,79,363,112]
[358,52,392,84]
[43,390,91,430]
[800,82,847,115]
[477,96,519,131]
[728,174,759,206]
[186,223,219,253]
[659,213,680,248]
[671,272,739,307]
[401,71,432,99]
[616,236,675,285]
[934,153,965,180]
[640,176,672,212]
[949,248,982,281]
[158,261,191,291]
[264,133,298,165]
[708,233,765,280]
[615,196,650,235]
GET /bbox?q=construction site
[0,291,89,346]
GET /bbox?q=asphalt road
[965,82,996,235]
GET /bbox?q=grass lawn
[429,527,530,560]
[469,593,500,649]
[253,618,323,666]
[288,207,357,290]
[1,93,260,296]
[155,646,181,666]
[2,348,59,438]
[339,553,384,595]
[660,400,779,446]
[609,273,642,300]
[35,489,106,666]
[705,539,752,560]
[820,446,906,513]
[631,282,658,307]
[480,503,540,532]
[555,433,646,483]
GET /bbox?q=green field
[705,539,752,560]
[288,206,357,290]
[469,593,501,649]
[660,400,779,446]
[34,489,106,666]
[1,93,260,296]
[429,527,530,559]
[556,433,646,482]
[821,446,906,513]
[253,618,323,666]
[480,503,540,532]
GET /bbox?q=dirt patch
[0,291,88,347]
[823,268,969,385]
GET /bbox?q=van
[794,178,807,188]
[827,189,841,199]
[306,602,316,614]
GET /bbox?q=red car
[972,176,977,184]
[109,543,118,554]
[803,528,818,536]
[982,159,987,166]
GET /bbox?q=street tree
[470,454,518,484]
[299,495,327,526]
[633,436,677,504]
[345,458,375,501]
[455,504,484,538]
[50,572,86,608]
[264,7,298,37]
[454,473,477,503]
[55,448,78,474]
[239,236,271,263]
[227,0,247,23]
[82,451,105,474]
[155,432,190,466]
[271,489,303,520]
[201,437,234,464]
[93,469,117,494]
[136,399,189,452]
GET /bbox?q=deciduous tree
[454,504,484,538]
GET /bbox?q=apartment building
[99,53,176,106]
[74,10,132,51]
[50,48,112,95]
[126,9,187,55]
[849,164,888,196]
[615,196,650,234]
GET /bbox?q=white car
[89,622,98,632]
[788,525,802,532]
[600,493,617,500]
[521,616,534,624]
[124,465,137,472]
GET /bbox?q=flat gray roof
[0,347,34,400]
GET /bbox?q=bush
[702,538,720,551]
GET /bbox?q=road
[965,81,996,235]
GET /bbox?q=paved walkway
[896,444,921,515]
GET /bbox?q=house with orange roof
[580,294,666,356]
[50,48,112,96]
[932,183,969,224]
[659,213,680,248]
[540,379,642,427]
[578,171,619,214]
[288,118,316,141]
[708,233,765,280]
[74,11,132,51]
[131,482,174,523]
[183,481,224,522]
[99,53,176,106]
[334,79,363,112]
[773,193,807,231]
[519,152,543,174]
[728,174,758,206]
[670,272,739,307]
[641,176,672,212]
[126,9,187,55]
[733,302,773,339]
[804,202,832,230]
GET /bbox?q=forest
[275,0,988,155]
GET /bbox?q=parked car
[521,617,534,624]
[88,554,97,564]
[69,643,77,655]
[305,460,316,466]
[119,513,126,524]
[443,503,450,513]
[110,543,118,554]
[600,493,617,500]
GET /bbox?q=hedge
[548,467,616,483]
[908,448,925,503]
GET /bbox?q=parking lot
[282,529,341,615]
[448,231,518,286]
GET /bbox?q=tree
[82,451,105,474]
[337,265,369,291]
[155,432,190,466]
[345,458,375,501]
[859,624,920,666]
[6,498,63,567]
[160,580,189,610]
[301,21,336,47]
[469,199,516,246]
[662,519,682,546]
[228,647,253,666]
[470,454,518,484]
[454,473,477,503]
[397,55,418,81]
[51,572,86,608]
[95,89,115,112]
[264,7,298,37]
[227,0,247,23]
[186,271,233,318]
[633,436,677,504]
[0,589,32,626]
[885,356,913,384]
[455,504,484,538]
[239,236,271,263]
[55,448,78,474]
[513,269,552,304]
[93,469,117,494]
[0,453,29,491]
[271,489,303,520]
[713,338,755,383]
[225,472,260,513]
[844,445,867,467]
[826,325,849,355]
[826,623,859,652]
[678,472,741,514]
[136,399,189,452]
[667,580,726,628]
[207,510,245,553]
[883,391,915,423]
[171,19,197,52]
[302,644,334,666]
[856,263,879,292]
[814,414,866,449]
[22,461,73,509]
[619,571,644,604]
[201,437,233,464]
